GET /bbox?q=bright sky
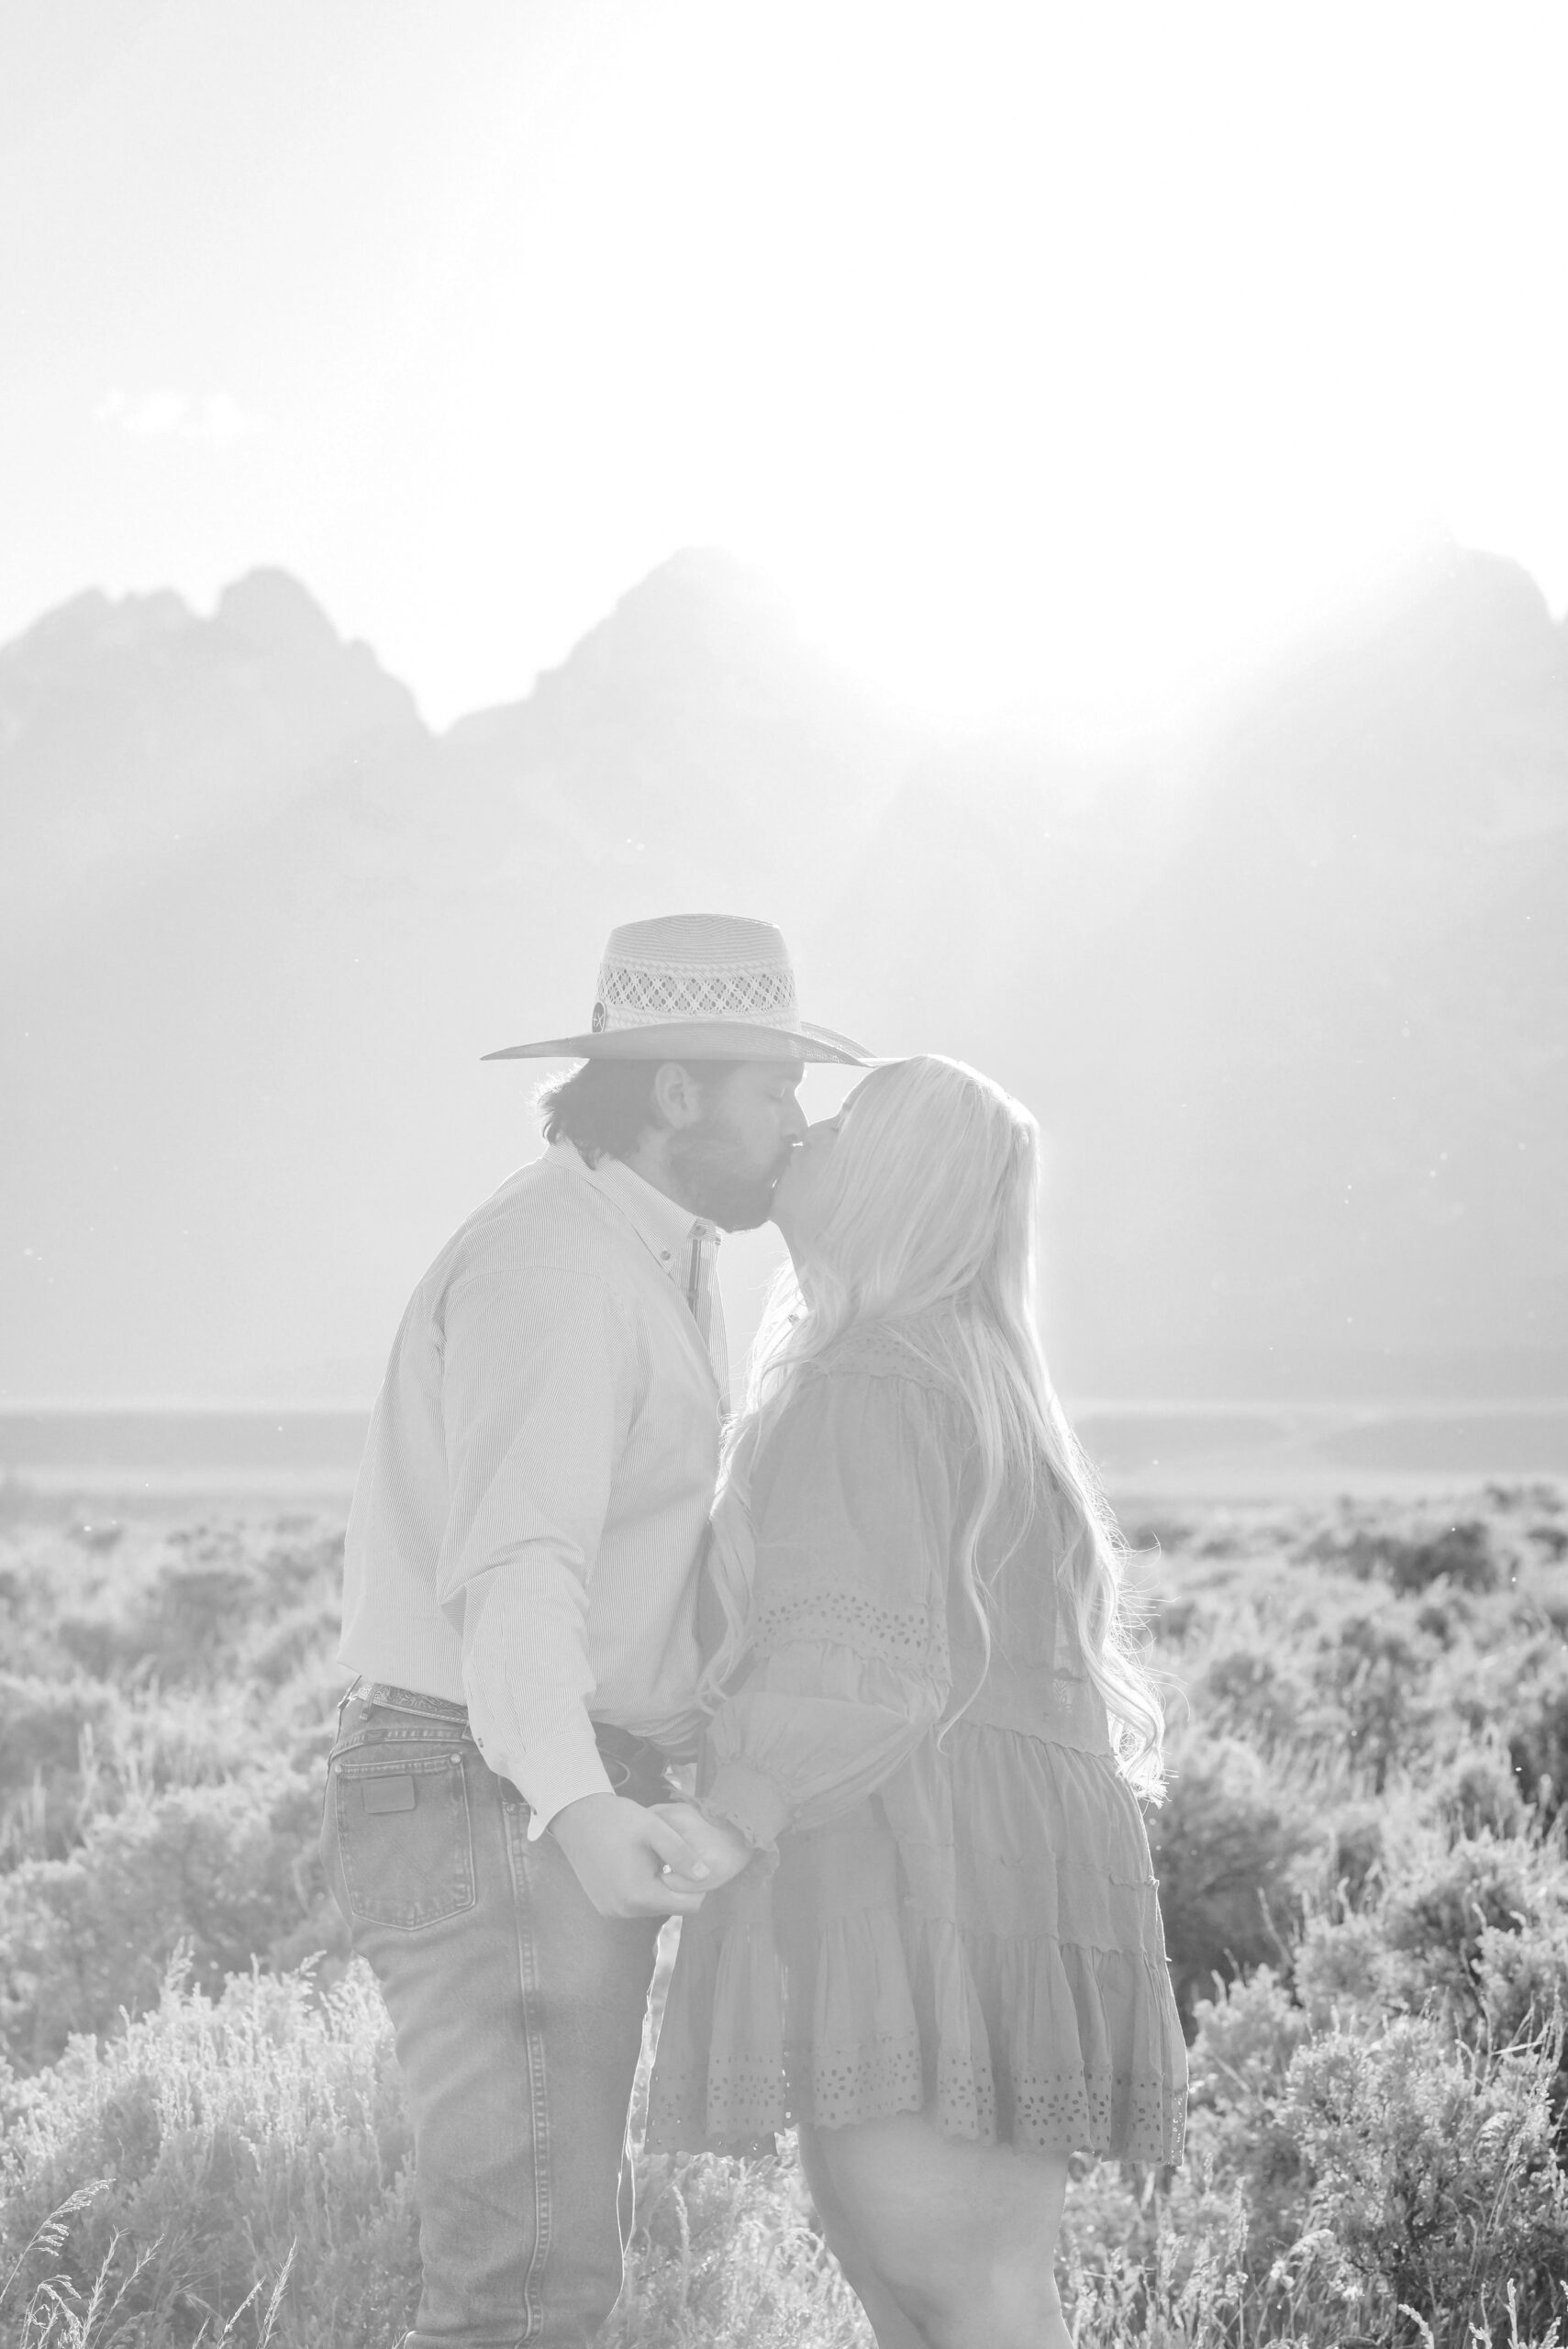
[4,0,1565,730]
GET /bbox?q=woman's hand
[649,1801,754,1892]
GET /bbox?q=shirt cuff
[526,1756,619,1840]
[702,1760,793,1857]
[469,1714,616,1841]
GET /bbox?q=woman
[647,1056,1185,2349]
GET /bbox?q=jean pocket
[329,1743,476,1930]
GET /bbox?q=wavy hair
[701,1053,1166,1798]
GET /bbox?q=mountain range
[4,544,1564,1403]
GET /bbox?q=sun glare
[4,0,1562,728]
[428,0,1564,729]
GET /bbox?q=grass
[2,1481,1567,2344]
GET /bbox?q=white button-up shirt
[338,1141,727,1832]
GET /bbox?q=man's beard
[668,1122,793,1231]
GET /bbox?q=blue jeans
[321,1686,666,2347]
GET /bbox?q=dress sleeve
[700,1366,953,1854]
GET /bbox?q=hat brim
[483,1019,870,1066]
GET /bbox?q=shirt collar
[551,1139,712,1275]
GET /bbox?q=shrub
[1193,1646,1310,1750]
[1303,1517,1503,1595]
[603,2152,872,2349]
[1058,2174,1256,2348]
[5,1487,1568,2347]
[1294,1907,1395,2025]
[1318,1800,1386,1908]
[1284,2016,1568,2344]
[248,1599,343,1690]
[137,1555,266,1677]
[1180,1967,1312,2262]
[1149,1593,1204,1647]
[1413,1587,1476,1647]
[0,1956,877,2349]
[1507,1654,1568,1823]
[1474,1905,1568,2030]
[0,1678,119,1865]
[0,1679,117,1804]
[1376,1834,1542,2021]
[1145,1733,1309,2025]
[1385,1520,1501,1597]
[110,1681,269,1796]
[0,1958,419,2349]
[0,1768,345,2068]
[1422,1742,1530,1841]
[39,1520,347,1696]
[1312,1607,1438,1790]
[1474,1914,1568,2154]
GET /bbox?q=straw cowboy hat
[483,913,871,1065]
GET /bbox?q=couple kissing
[323,912,1185,2349]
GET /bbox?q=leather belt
[352,1678,672,1800]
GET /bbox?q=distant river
[4,1401,1567,1506]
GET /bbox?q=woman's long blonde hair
[702,1054,1166,1798]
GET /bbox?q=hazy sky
[4,0,1565,729]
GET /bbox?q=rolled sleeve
[436,1265,636,1835]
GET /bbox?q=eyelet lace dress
[645,1328,1187,2165]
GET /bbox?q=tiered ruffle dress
[645,1327,1186,2164]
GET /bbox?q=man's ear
[651,1062,706,1131]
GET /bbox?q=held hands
[648,1801,753,1893]
[550,1793,717,1919]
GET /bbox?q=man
[321,913,868,2348]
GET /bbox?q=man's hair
[537,1058,745,1165]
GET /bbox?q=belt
[354,1679,672,1798]
[364,1679,469,1722]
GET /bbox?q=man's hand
[649,1802,753,1893]
[550,1793,714,1918]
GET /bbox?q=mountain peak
[0,565,426,960]
[529,546,806,705]
[612,544,798,626]
[215,568,339,658]
[9,584,197,669]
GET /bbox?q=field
[3,1480,1568,2347]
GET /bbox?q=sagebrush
[3,1483,1568,2346]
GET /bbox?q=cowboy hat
[483,913,871,1064]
